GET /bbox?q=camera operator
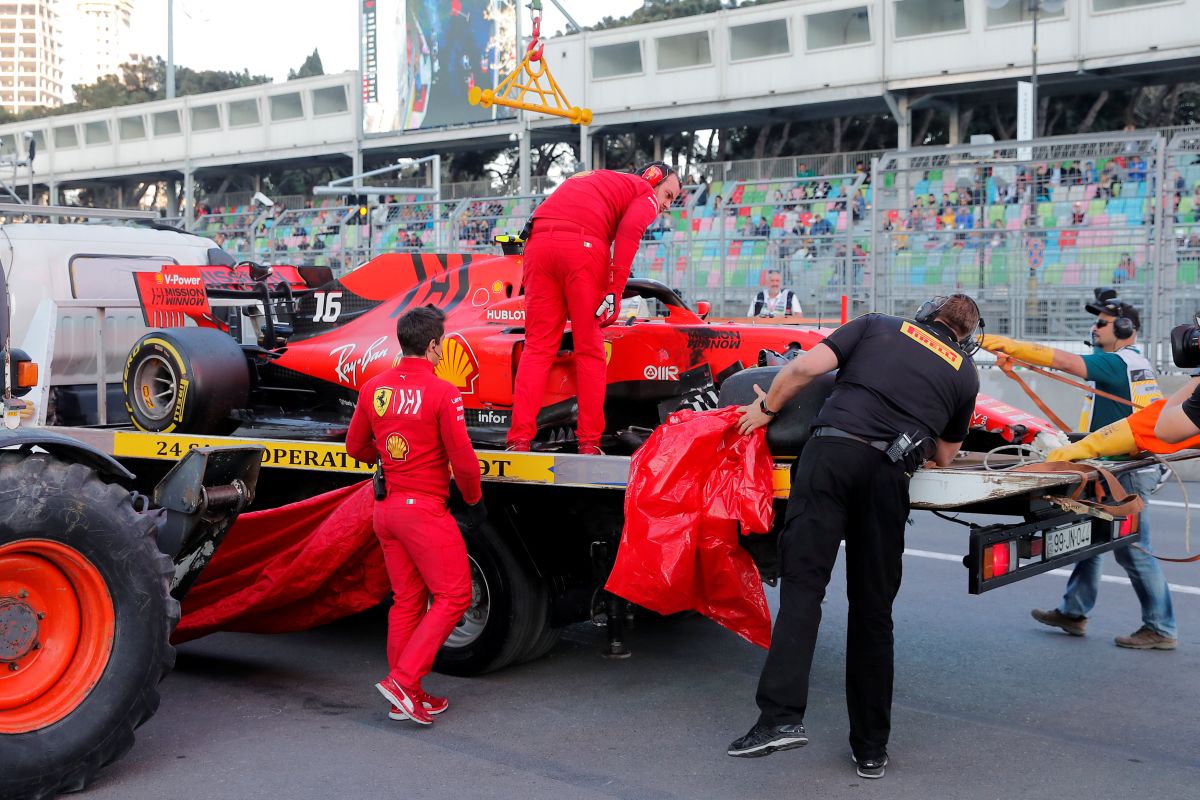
[982,289,1177,650]
[728,295,981,779]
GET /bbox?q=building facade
[69,0,134,88]
[0,0,65,115]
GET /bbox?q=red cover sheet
[605,408,775,649]
[173,481,391,643]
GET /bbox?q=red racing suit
[346,356,482,689]
[508,169,661,446]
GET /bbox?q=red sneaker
[376,677,433,725]
[389,689,448,719]
[578,443,604,456]
[506,440,531,452]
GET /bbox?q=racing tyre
[434,518,554,676]
[124,328,249,435]
[0,452,177,800]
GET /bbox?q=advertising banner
[362,0,515,134]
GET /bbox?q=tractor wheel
[0,452,177,800]
[123,328,249,435]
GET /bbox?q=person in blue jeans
[982,289,1177,650]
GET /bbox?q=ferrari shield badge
[373,387,393,417]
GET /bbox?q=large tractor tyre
[0,452,177,800]
[123,328,249,436]
[434,519,554,677]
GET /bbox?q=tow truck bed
[42,426,1198,594]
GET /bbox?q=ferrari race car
[121,250,1056,453]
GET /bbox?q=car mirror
[695,301,711,319]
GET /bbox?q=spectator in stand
[212,232,227,250]
[852,190,866,222]
[696,176,710,206]
[797,162,814,178]
[1130,156,1149,183]
[954,201,975,236]
[1114,253,1136,284]
[749,270,802,318]
[1084,161,1098,185]
[753,216,771,238]
[1071,202,1087,226]
[811,213,833,238]
[713,195,725,215]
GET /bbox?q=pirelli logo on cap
[900,322,962,370]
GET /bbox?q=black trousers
[755,436,910,760]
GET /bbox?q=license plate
[1044,521,1092,560]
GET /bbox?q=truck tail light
[1118,514,1138,537]
[16,360,37,389]
[982,541,1014,580]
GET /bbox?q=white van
[1,223,232,425]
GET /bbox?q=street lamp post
[990,0,1066,139]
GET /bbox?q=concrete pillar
[948,102,960,146]
[580,126,591,170]
[653,133,662,161]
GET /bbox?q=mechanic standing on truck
[982,290,1177,650]
[730,295,982,780]
[346,306,487,725]
[506,163,682,455]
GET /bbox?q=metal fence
[179,130,1200,370]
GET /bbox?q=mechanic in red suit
[506,162,683,454]
[346,306,486,726]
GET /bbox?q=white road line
[902,547,1200,596]
[1149,499,1191,508]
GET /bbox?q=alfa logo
[385,433,409,460]
[373,387,393,417]
[434,334,480,394]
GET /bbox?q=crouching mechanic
[346,306,487,725]
[506,163,682,455]
[729,295,981,779]
[981,293,1177,650]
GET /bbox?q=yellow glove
[1045,418,1137,462]
[980,334,1056,367]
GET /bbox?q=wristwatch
[759,399,778,417]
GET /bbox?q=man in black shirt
[728,295,982,780]
[1155,372,1200,443]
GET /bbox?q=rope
[995,355,1072,431]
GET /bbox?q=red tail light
[982,541,1014,580]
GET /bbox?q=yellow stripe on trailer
[112,431,373,474]
[112,430,560,483]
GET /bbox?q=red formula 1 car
[121,251,1057,453]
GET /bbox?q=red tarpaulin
[173,481,391,643]
[605,408,776,649]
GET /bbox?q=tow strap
[995,353,1140,433]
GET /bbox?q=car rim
[0,540,116,734]
[132,354,178,422]
[444,556,489,648]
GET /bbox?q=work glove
[595,291,618,327]
[980,334,1056,368]
[466,499,488,530]
[1045,418,1137,462]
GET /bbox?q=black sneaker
[726,722,808,758]
[852,753,888,779]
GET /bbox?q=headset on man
[914,294,986,356]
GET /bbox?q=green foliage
[288,49,324,81]
[590,0,783,31]
[8,56,270,124]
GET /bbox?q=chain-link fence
[871,131,1199,370]
[173,130,1200,370]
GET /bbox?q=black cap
[1085,297,1141,330]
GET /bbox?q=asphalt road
[83,484,1200,800]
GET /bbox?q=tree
[288,49,324,81]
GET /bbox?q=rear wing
[133,263,311,329]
